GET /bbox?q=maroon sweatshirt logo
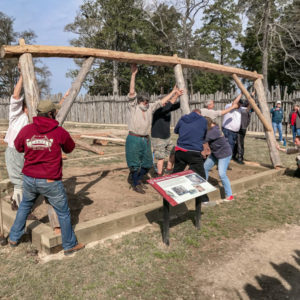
[26,135,53,151]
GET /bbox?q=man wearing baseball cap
[270,100,284,143]
[9,100,84,255]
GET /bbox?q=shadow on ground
[242,250,300,299]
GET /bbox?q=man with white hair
[200,98,240,121]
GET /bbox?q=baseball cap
[37,100,61,113]
[276,100,281,104]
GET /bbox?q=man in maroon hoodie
[9,100,84,255]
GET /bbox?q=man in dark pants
[173,109,209,202]
[233,99,252,164]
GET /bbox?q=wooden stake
[254,78,282,168]
[232,74,272,132]
[56,57,95,125]
[174,55,190,115]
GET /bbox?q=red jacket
[14,116,75,180]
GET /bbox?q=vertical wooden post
[195,197,202,229]
[18,39,39,122]
[18,39,60,228]
[163,198,170,246]
[254,78,282,168]
[173,54,190,115]
[56,57,95,125]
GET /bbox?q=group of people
[125,64,253,201]
[4,64,300,253]
[271,101,300,143]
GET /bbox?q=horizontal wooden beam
[1,44,263,80]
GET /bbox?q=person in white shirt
[222,94,242,151]
[4,73,28,209]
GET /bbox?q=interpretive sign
[147,170,216,206]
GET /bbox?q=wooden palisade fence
[0,87,299,132]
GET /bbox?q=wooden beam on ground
[174,55,190,115]
[56,57,95,125]
[254,78,282,168]
[1,44,263,80]
[18,40,39,122]
[74,139,104,155]
[232,74,272,132]
[81,135,125,143]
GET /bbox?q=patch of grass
[1,131,300,299]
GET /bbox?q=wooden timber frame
[1,41,282,168]
[2,40,283,246]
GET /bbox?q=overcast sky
[0,0,83,95]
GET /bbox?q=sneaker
[236,160,245,165]
[164,169,173,175]
[280,140,284,144]
[64,243,85,256]
[132,184,146,194]
[225,195,234,201]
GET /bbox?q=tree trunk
[112,60,119,96]
[262,0,271,95]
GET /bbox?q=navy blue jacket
[174,112,207,152]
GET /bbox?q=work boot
[64,243,85,256]
[132,184,146,194]
[11,198,18,211]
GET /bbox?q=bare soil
[30,161,264,225]
[193,224,300,299]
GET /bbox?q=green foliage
[196,0,242,65]
[0,11,51,97]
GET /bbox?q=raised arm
[169,87,184,104]
[220,94,241,116]
[129,64,138,98]
[13,74,23,100]
[59,89,70,106]
[160,86,184,106]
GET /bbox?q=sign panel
[147,170,216,206]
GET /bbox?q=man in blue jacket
[173,109,208,201]
[270,100,284,143]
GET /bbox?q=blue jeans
[204,154,232,197]
[297,128,300,136]
[291,125,297,142]
[9,175,77,250]
[222,128,238,152]
[272,122,283,141]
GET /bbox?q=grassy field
[0,128,299,299]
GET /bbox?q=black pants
[173,150,209,202]
[233,128,247,161]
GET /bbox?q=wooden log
[80,135,125,143]
[232,74,272,132]
[1,44,263,80]
[174,55,190,115]
[19,54,39,122]
[56,57,95,125]
[75,139,104,155]
[254,78,282,168]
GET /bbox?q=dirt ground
[193,224,300,299]
[0,122,266,225]
[29,161,263,225]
